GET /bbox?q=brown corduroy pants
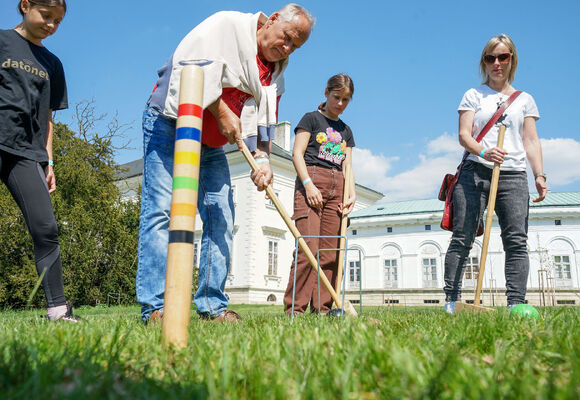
[284,165,345,314]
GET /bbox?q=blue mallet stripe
[176,127,201,142]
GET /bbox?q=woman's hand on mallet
[482,147,507,164]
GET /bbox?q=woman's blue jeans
[443,161,530,305]
[136,106,234,322]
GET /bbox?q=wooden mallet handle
[474,125,506,306]
[335,164,351,300]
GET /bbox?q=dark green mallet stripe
[169,230,195,244]
[173,176,198,191]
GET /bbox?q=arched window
[419,242,442,288]
[267,294,276,303]
[381,244,401,289]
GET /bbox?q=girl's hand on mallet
[338,195,356,215]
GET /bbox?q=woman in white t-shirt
[443,34,548,313]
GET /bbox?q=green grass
[1,305,579,399]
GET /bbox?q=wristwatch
[534,172,547,181]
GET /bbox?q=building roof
[115,158,144,180]
[533,192,580,207]
[349,192,580,219]
[350,199,443,219]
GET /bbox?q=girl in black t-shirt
[0,0,78,321]
[284,74,357,314]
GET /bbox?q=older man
[137,4,314,323]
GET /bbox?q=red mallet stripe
[178,104,202,118]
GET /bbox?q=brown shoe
[148,310,163,326]
[202,309,242,323]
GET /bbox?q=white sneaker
[443,301,456,314]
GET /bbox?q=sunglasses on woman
[483,53,511,64]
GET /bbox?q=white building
[345,194,580,307]
[117,122,579,307]
[116,122,383,305]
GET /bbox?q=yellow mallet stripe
[174,151,200,166]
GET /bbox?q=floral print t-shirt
[295,110,355,171]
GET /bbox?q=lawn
[1,304,579,399]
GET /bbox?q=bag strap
[457,90,522,167]
[474,90,522,143]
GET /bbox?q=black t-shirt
[0,29,68,162]
[295,110,355,171]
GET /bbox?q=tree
[0,101,140,308]
[0,189,38,308]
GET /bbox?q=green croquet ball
[510,304,540,319]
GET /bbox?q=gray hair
[276,3,315,30]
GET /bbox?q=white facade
[345,196,580,307]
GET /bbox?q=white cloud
[426,132,462,156]
[537,138,580,187]
[352,134,580,202]
[377,156,461,201]
[351,148,396,188]
[353,133,464,201]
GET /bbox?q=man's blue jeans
[136,106,234,322]
[443,160,530,305]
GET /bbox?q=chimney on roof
[274,121,291,152]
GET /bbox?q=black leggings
[0,150,65,307]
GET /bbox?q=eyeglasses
[483,53,511,64]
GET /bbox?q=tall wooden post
[162,65,204,348]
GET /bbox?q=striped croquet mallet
[162,65,204,348]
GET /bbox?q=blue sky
[2,0,579,201]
